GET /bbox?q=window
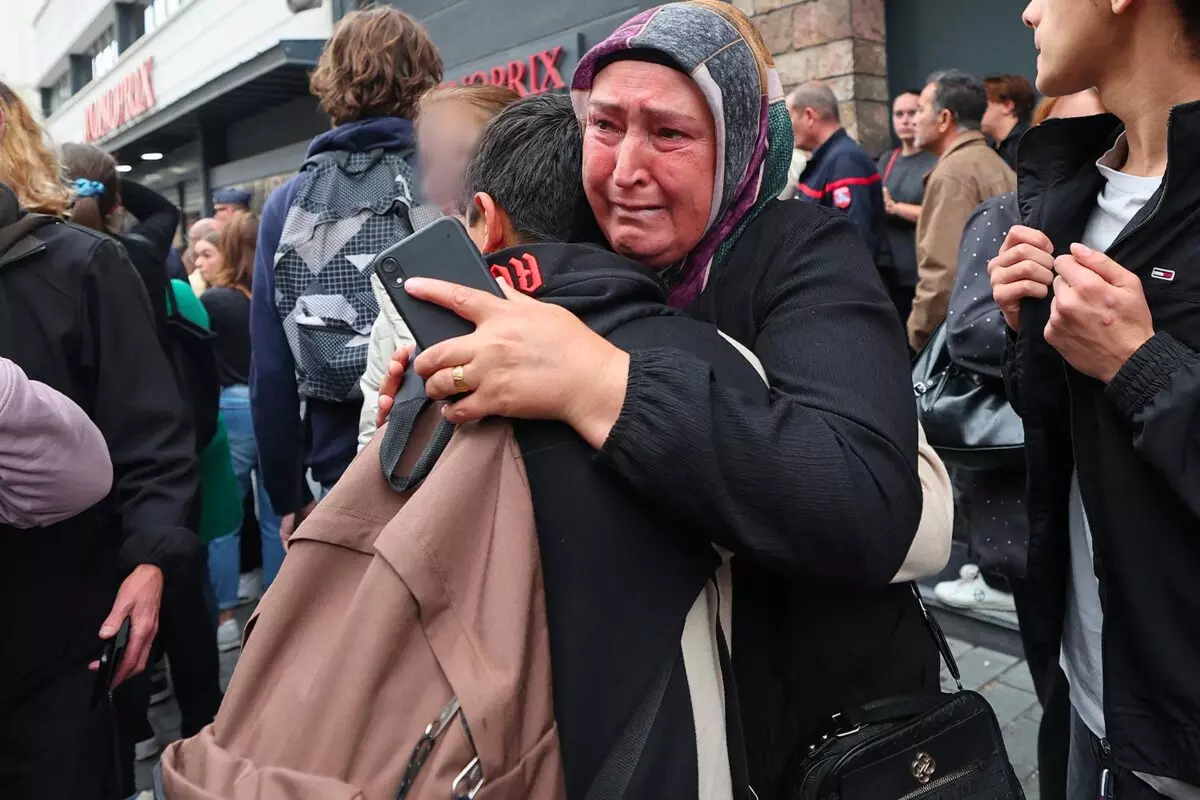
[144,0,185,35]
[89,27,119,81]
[42,71,72,117]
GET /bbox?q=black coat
[0,190,198,705]
[1007,103,1200,781]
[600,199,936,795]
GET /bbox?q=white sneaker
[934,564,1016,611]
[134,735,160,761]
[237,568,263,605]
[217,618,242,653]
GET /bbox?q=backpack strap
[378,395,456,493]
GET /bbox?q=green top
[169,279,243,544]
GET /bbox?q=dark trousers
[0,665,121,800]
[115,546,222,795]
[1067,709,1169,798]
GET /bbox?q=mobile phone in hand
[92,616,131,706]
[373,217,505,351]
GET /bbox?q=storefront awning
[107,38,323,161]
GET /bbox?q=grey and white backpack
[273,148,417,402]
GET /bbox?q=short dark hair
[458,93,602,245]
[984,74,1037,121]
[926,70,988,131]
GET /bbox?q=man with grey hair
[788,81,894,306]
[908,69,1016,350]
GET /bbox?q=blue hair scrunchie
[73,178,106,198]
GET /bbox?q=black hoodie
[481,243,769,798]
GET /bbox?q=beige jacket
[358,273,416,451]
[908,130,1016,350]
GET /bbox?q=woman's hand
[404,277,630,449]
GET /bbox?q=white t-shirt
[1061,134,1200,800]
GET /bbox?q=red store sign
[84,58,156,143]
[443,46,566,96]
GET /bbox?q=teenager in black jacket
[989,1,1200,795]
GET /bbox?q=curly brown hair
[309,5,443,126]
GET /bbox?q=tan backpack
[158,412,565,799]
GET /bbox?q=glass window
[89,27,118,81]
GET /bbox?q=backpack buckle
[452,756,484,800]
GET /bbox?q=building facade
[35,0,332,222]
[29,0,1039,227]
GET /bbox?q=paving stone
[1022,772,1041,800]
[948,637,974,659]
[998,662,1037,695]
[1021,702,1044,723]
[1002,716,1041,782]
[981,680,1039,730]
[955,646,1019,691]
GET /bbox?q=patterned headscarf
[571,0,792,308]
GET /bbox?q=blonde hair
[417,84,521,128]
[0,82,71,216]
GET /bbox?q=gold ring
[451,365,469,394]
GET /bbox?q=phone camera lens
[381,257,399,274]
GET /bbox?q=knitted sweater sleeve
[600,210,922,586]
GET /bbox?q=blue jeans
[207,385,284,611]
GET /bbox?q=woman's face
[582,60,717,269]
[1023,0,1113,96]
[193,240,223,283]
[892,93,920,144]
[417,102,490,216]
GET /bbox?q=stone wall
[734,0,890,156]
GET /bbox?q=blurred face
[418,101,491,216]
[892,93,920,143]
[213,204,241,224]
[582,60,717,269]
[913,83,951,154]
[982,99,1014,139]
[193,239,223,283]
[1023,0,1115,96]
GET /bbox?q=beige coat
[908,130,1016,350]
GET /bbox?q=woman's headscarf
[571,0,792,307]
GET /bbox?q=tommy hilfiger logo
[1151,267,1177,282]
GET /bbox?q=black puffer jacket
[0,186,198,706]
[1007,103,1200,782]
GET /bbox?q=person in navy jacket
[789,82,895,297]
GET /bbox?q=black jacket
[0,190,198,705]
[1006,103,1200,781]
[601,200,936,795]
[487,243,769,798]
[796,129,895,283]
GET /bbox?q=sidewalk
[943,636,1042,799]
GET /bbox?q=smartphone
[92,616,131,706]
[373,217,505,350]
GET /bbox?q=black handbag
[791,585,1025,800]
[912,321,1023,471]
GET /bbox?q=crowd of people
[1,0,1200,797]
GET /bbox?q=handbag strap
[910,582,964,691]
[882,148,901,183]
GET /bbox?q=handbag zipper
[896,760,983,800]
